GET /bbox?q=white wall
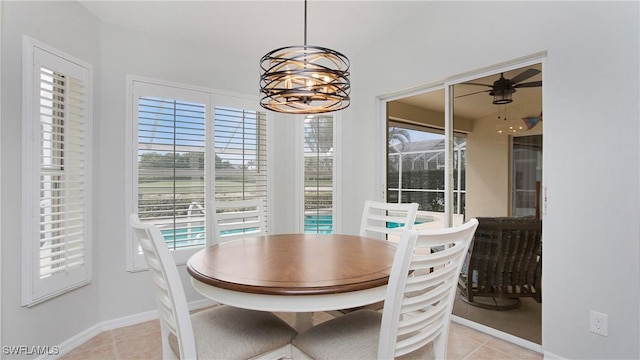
[1,2,638,360]
[345,2,639,359]
[1,1,102,350]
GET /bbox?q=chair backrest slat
[359,200,419,239]
[209,199,267,245]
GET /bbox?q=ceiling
[78,1,541,119]
[78,0,430,61]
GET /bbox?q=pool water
[161,226,205,246]
[160,226,260,247]
[304,214,425,234]
[304,214,333,234]
[160,213,429,241]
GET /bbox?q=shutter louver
[214,107,268,224]
[137,97,206,250]
[39,68,88,279]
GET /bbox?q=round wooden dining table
[186,233,397,330]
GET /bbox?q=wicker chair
[458,216,542,311]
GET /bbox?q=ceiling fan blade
[455,89,491,98]
[510,68,541,84]
[514,81,542,88]
[463,82,493,87]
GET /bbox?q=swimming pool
[160,213,431,242]
[304,214,333,234]
[304,214,429,234]
[160,226,261,248]
[161,226,206,247]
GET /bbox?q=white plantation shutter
[129,82,210,270]
[22,39,92,306]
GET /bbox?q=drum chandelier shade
[259,0,350,114]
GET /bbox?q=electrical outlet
[590,310,608,336]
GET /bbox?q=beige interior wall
[465,94,542,219]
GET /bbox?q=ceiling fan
[457,68,542,105]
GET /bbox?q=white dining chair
[208,198,267,246]
[292,219,479,360]
[359,200,419,240]
[129,214,296,360]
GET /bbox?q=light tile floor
[61,311,542,360]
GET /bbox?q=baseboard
[99,298,215,331]
[46,323,103,360]
[450,314,544,354]
[44,298,216,360]
[542,351,567,360]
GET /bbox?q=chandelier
[259,0,350,114]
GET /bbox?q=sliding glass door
[384,61,543,345]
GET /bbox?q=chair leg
[294,312,314,332]
[325,310,344,318]
[432,332,447,360]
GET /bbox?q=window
[304,115,334,234]
[127,78,269,270]
[22,37,93,306]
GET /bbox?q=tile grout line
[108,329,120,360]
[459,338,487,360]
[482,341,535,359]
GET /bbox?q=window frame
[125,76,272,271]
[21,36,94,306]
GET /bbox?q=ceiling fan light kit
[492,90,513,105]
[259,0,350,114]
